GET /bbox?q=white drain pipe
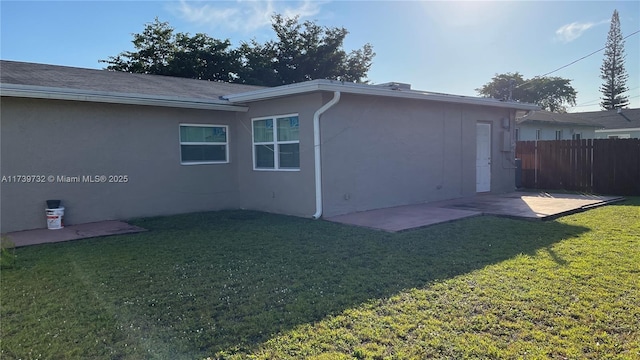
[312,91,341,219]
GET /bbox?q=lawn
[1,198,639,359]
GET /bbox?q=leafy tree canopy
[476,72,577,113]
[101,15,375,86]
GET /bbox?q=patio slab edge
[529,195,626,221]
[3,220,148,248]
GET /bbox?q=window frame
[179,124,229,165]
[252,114,300,172]
[555,130,563,140]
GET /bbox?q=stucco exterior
[0,94,523,232]
[1,97,239,232]
[319,94,516,216]
[1,61,539,233]
[235,93,324,217]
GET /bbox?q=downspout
[312,91,341,219]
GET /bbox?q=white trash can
[46,207,65,230]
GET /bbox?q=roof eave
[518,119,601,128]
[224,79,540,111]
[595,127,640,132]
[0,83,248,112]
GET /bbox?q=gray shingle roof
[0,60,264,101]
[566,108,640,130]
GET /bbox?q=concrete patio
[4,221,147,248]
[326,192,624,232]
[2,192,624,246]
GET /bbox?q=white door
[476,123,491,192]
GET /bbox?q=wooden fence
[515,139,640,196]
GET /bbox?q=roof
[566,108,640,130]
[517,110,602,128]
[0,60,263,111]
[223,79,541,111]
[1,60,539,112]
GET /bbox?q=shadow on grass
[3,210,592,359]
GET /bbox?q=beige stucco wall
[234,93,323,217]
[319,94,516,217]
[1,97,239,232]
[1,92,520,232]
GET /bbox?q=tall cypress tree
[600,10,629,110]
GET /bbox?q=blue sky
[1,1,638,112]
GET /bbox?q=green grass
[1,199,639,359]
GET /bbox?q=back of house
[1,60,538,233]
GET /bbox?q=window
[252,115,300,170]
[179,124,228,164]
[536,129,541,140]
[572,133,581,140]
[555,130,563,140]
[515,128,520,141]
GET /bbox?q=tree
[237,15,375,86]
[100,18,176,74]
[600,9,629,110]
[100,18,238,82]
[101,15,375,86]
[476,72,577,113]
[168,33,238,82]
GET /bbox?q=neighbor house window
[252,114,300,170]
[536,129,541,140]
[572,133,581,140]
[179,124,228,164]
[555,130,563,140]
[608,134,630,139]
[515,128,520,141]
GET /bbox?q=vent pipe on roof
[375,82,411,90]
[312,91,341,219]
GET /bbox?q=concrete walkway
[326,192,624,232]
[4,221,147,248]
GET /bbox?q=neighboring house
[1,60,538,233]
[568,108,640,139]
[515,110,600,141]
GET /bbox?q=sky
[1,0,639,112]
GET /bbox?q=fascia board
[595,127,640,132]
[224,79,540,111]
[518,119,601,128]
[0,83,248,112]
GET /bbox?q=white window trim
[179,123,229,165]
[252,113,300,172]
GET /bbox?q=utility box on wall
[501,131,512,152]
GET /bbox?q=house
[569,108,640,139]
[0,60,538,233]
[515,110,601,141]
